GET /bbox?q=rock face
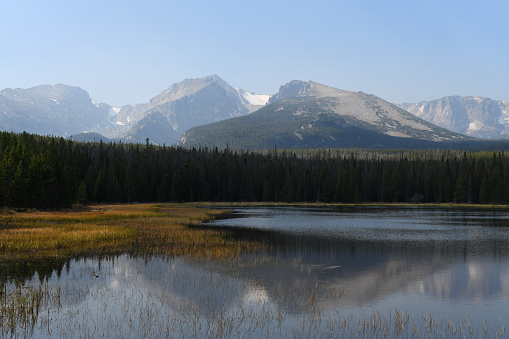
[111,75,269,145]
[0,84,116,137]
[5,78,506,147]
[266,81,465,141]
[178,80,469,150]
[0,75,270,145]
[399,96,509,139]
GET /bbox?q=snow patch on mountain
[468,122,480,131]
[498,106,509,125]
[235,88,269,106]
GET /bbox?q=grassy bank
[2,203,508,338]
[2,201,506,259]
[0,203,258,259]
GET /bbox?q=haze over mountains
[0,84,116,137]
[179,80,469,149]
[0,75,507,149]
[110,75,269,145]
[399,97,509,139]
[0,75,269,145]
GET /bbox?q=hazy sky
[1,0,507,106]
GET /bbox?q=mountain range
[110,75,269,145]
[178,80,468,149]
[1,75,507,149]
[399,97,509,139]
[0,84,116,137]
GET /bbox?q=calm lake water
[2,206,509,338]
[207,207,509,318]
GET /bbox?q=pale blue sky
[1,0,507,106]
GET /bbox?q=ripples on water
[2,206,509,337]
[209,207,509,318]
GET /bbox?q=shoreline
[189,201,509,209]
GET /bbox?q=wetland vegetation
[2,204,509,338]
[0,203,255,259]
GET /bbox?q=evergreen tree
[76,181,88,206]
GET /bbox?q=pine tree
[76,181,88,206]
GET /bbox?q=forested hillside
[1,131,509,209]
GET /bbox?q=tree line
[1,131,509,209]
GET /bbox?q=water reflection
[207,206,509,314]
[2,206,509,337]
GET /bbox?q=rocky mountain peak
[268,80,310,104]
[1,84,91,105]
[0,84,115,137]
[399,96,509,139]
[149,74,231,105]
[268,80,357,104]
[110,75,270,145]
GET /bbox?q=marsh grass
[2,262,505,338]
[1,203,508,338]
[129,204,263,259]
[0,203,257,259]
[1,203,262,336]
[0,207,137,257]
[0,285,61,338]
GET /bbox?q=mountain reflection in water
[2,206,508,337]
[206,206,509,316]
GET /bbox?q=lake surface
[2,206,509,337]
[208,207,509,318]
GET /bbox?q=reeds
[1,256,507,338]
[0,203,255,259]
[1,203,507,338]
[0,285,61,338]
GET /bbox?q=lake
[2,206,509,338]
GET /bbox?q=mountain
[4,78,507,149]
[120,112,180,145]
[399,96,509,139]
[178,80,470,150]
[0,76,269,145]
[0,84,116,137]
[110,75,269,145]
[70,132,111,143]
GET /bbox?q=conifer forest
[1,131,509,209]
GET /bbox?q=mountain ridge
[0,84,116,136]
[399,96,509,139]
[109,74,269,144]
[178,80,471,150]
[2,76,508,150]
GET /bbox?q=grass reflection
[1,204,508,338]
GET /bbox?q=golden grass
[0,203,260,259]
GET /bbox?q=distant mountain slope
[399,96,509,139]
[269,81,466,140]
[0,84,116,136]
[120,112,180,145]
[111,75,269,145]
[4,78,507,149]
[179,81,470,150]
[70,132,111,143]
